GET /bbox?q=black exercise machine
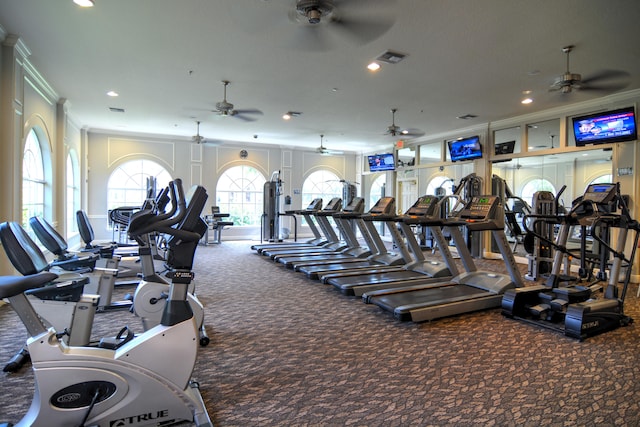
[502,183,637,340]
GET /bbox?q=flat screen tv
[572,106,637,146]
[447,135,482,162]
[368,153,395,172]
[494,140,515,155]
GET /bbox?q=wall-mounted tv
[494,140,515,155]
[447,135,482,162]
[572,106,637,147]
[368,153,395,172]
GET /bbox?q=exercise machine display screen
[584,184,616,204]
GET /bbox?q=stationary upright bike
[0,189,212,426]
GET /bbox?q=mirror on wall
[526,118,561,152]
[397,147,415,167]
[418,141,443,165]
[491,149,613,257]
[493,126,521,156]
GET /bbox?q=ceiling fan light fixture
[282,111,302,120]
[307,8,322,24]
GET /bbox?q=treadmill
[363,195,524,322]
[296,197,405,279]
[251,198,324,253]
[261,197,344,258]
[277,197,369,268]
[324,195,455,296]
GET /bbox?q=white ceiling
[1,0,639,154]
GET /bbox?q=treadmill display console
[461,196,498,219]
[323,197,343,211]
[369,197,396,215]
[405,195,438,217]
[306,198,323,210]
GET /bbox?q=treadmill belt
[371,284,491,315]
[299,261,374,278]
[328,270,424,288]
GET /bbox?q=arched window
[369,175,386,210]
[426,176,455,197]
[216,165,266,226]
[22,129,46,237]
[107,159,172,210]
[66,151,80,236]
[301,170,342,208]
[521,178,556,206]
[588,174,613,187]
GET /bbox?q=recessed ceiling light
[367,62,381,71]
[521,98,533,104]
[73,0,95,7]
[107,91,119,97]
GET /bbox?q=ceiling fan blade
[400,128,425,138]
[232,114,258,122]
[202,139,224,147]
[233,108,263,116]
[581,69,630,85]
[329,14,395,45]
[288,23,335,51]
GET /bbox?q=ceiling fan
[385,108,424,138]
[191,121,221,146]
[213,80,263,121]
[290,0,396,50]
[549,45,630,94]
[229,0,395,52]
[316,134,343,155]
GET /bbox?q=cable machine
[262,171,282,242]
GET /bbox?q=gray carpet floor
[1,240,639,426]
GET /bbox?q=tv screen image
[368,153,395,171]
[572,107,637,146]
[448,136,482,162]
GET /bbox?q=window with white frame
[301,170,342,208]
[66,151,80,236]
[369,175,386,210]
[588,174,613,187]
[216,165,266,226]
[426,176,455,197]
[22,129,46,237]
[107,159,172,211]
[521,178,556,207]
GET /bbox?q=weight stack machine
[262,171,282,242]
[524,191,556,280]
[456,173,483,257]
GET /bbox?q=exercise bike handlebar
[128,179,187,238]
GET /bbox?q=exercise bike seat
[0,272,59,300]
[0,221,90,288]
[29,216,98,271]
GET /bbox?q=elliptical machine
[502,183,638,340]
[0,202,213,426]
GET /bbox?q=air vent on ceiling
[457,114,477,120]
[109,107,125,113]
[376,50,407,64]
